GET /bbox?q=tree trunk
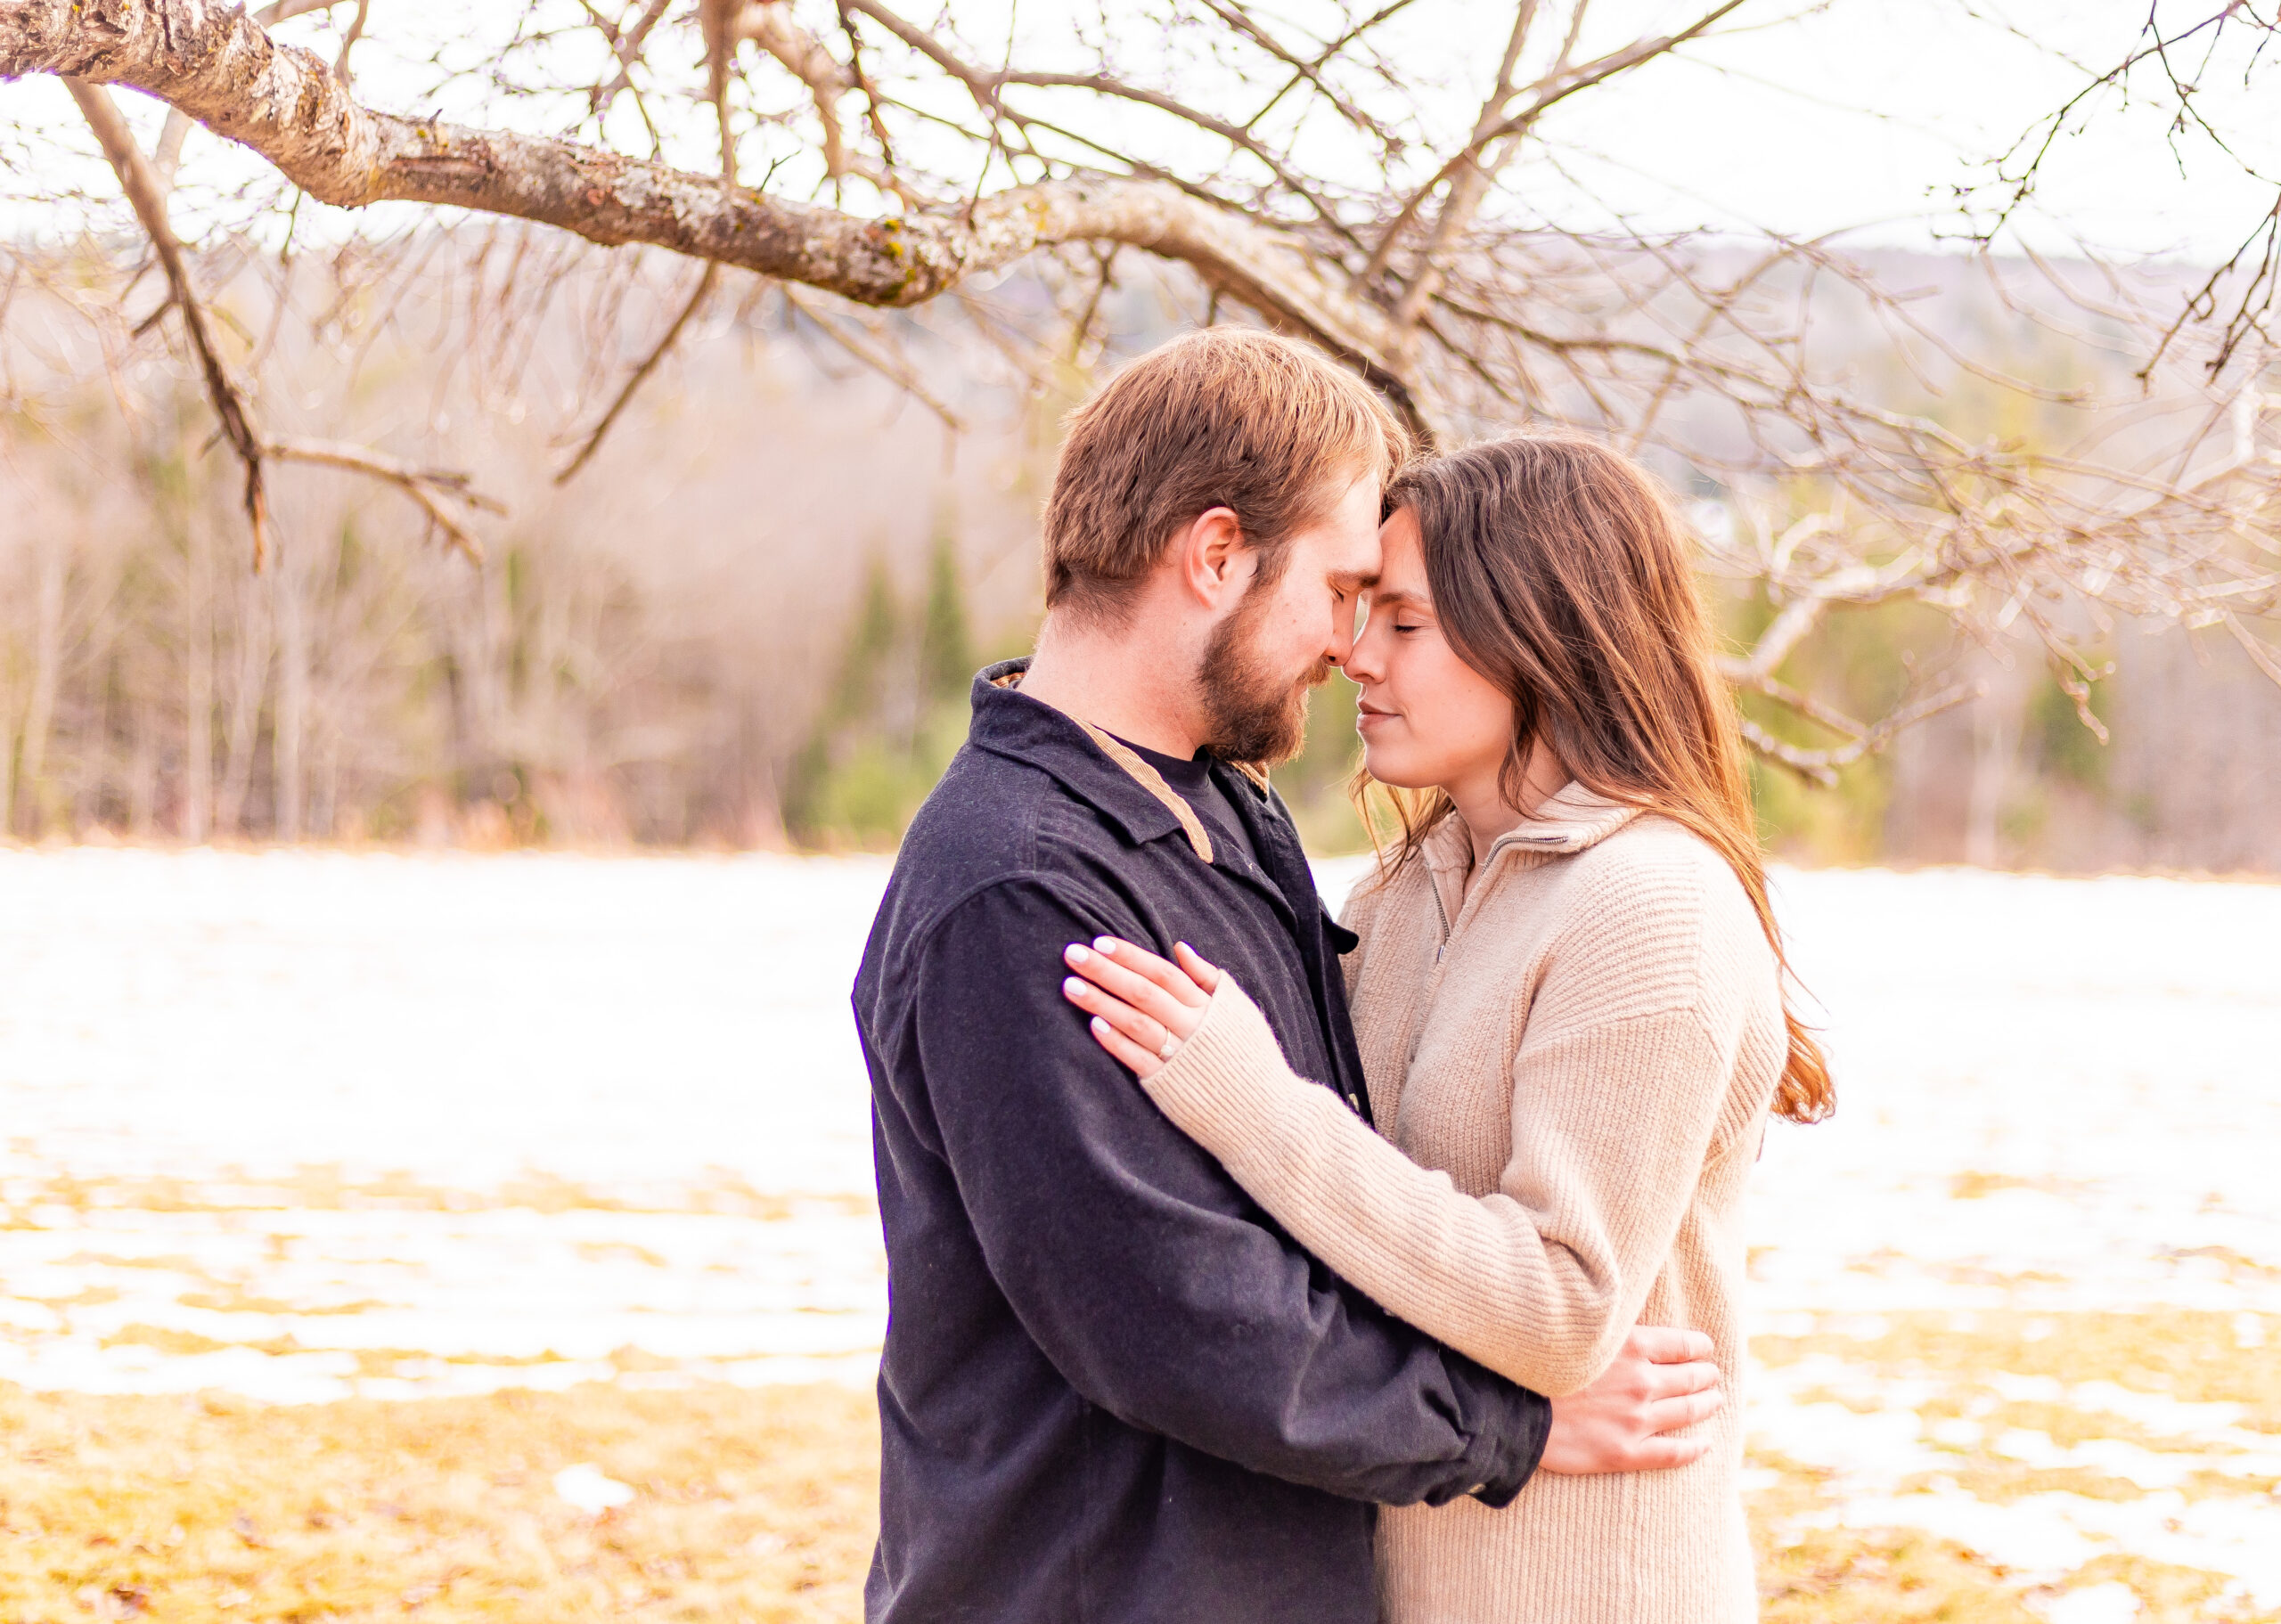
[216,574,272,836]
[15,536,66,838]
[0,668,17,838]
[127,687,159,836]
[273,559,307,840]
[1965,695,2014,869]
[181,510,214,841]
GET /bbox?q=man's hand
[1538,1325,1724,1474]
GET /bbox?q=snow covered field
[2,849,2277,1613]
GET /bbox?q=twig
[1737,679,1984,785]
[592,0,674,121]
[782,286,961,431]
[267,436,499,562]
[331,0,370,84]
[555,259,722,485]
[1362,0,1752,282]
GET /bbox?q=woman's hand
[1061,938,1222,1080]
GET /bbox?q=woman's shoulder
[1542,815,1776,1000]
[1570,812,1753,908]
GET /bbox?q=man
[852,329,1720,1624]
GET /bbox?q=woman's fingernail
[1064,977,1088,999]
[1065,943,1089,963]
[1091,1016,1110,1037]
[1093,936,1119,954]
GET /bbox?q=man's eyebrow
[1330,568,1379,590]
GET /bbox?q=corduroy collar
[966,657,1199,853]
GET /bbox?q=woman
[1059,432,1831,1622]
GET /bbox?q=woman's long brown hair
[1362,432,1835,1124]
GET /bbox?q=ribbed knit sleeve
[1140,846,1762,1399]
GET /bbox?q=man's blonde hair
[1042,328,1410,624]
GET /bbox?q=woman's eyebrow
[1368,586,1425,608]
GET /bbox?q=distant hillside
[2,235,2273,869]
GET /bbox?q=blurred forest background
[6,0,2281,873]
[4,238,2277,869]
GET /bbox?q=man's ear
[1175,506,1248,608]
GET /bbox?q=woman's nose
[1343,620,1384,682]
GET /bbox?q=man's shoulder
[860,744,1132,994]
[896,739,1132,888]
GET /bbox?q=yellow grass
[0,1375,2049,1624]
[5,1309,2276,1623]
[0,1382,878,1623]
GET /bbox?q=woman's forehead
[1372,508,1430,598]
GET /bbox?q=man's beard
[1196,583,1332,767]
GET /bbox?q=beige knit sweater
[1140,784,1787,1623]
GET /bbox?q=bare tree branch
[63,75,271,567]
[64,61,500,572]
[1363,0,1752,282]
[590,0,674,122]
[4,0,1426,428]
[1386,0,1540,344]
[1737,678,1983,787]
[843,0,1363,247]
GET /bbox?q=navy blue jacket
[853,662,1551,1624]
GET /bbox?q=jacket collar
[1419,781,1641,877]
[968,657,1203,854]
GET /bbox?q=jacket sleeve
[1138,874,1758,1398]
[903,875,1549,1507]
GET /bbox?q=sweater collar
[1419,782,1641,877]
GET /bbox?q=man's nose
[1340,621,1377,681]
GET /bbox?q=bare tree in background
[2,0,2277,788]
[1968,4,2281,387]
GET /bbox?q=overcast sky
[1,1,2269,263]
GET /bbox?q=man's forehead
[1329,483,1385,568]
[1320,526,1379,579]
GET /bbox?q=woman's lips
[1355,706,1395,730]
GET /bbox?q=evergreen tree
[783,537,981,849]
[918,529,974,706]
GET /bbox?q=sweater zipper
[1406,861,1465,1079]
